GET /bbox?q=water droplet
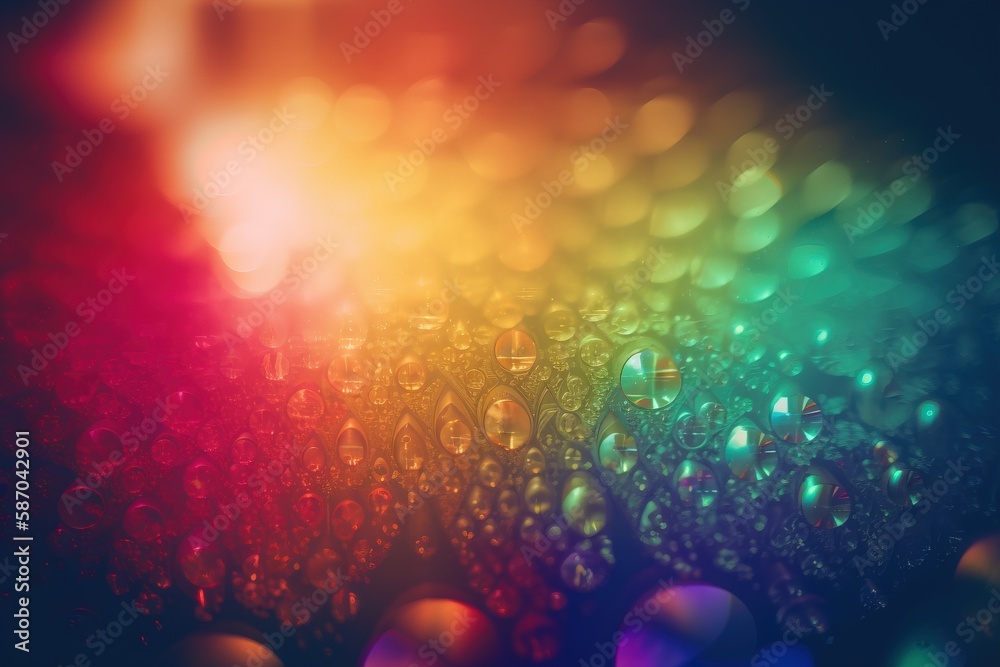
[771,394,823,443]
[673,460,718,507]
[484,396,532,450]
[621,348,681,409]
[394,416,427,471]
[597,413,638,474]
[337,419,367,466]
[495,330,537,373]
[725,423,777,480]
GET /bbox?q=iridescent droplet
[479,456,504,488]
[597,413,637,475]
[798,465,851,528]
[725,423,777,480]
[673,412,707,450]
[673,460,718,507]
[562,473,607,536]
[524,476,554,515]
[620,348,681,409]
[882,463,924,506]
[771,394,823,443]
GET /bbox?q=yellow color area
[334,85,392,142]
[574,154,618,192]
[483,293,525,328]
[801,161,852,215]
[462,128,550,182]
[439,214,496,266]
[564,19,627,77]
[279,76,334,131]
[650,251,689,284]
[726,131,780,187]
[632,95,694,154]
[728,174,783,218]
[649,189,710,238]
[498,224,554,272]
[602,180,652,227]
[587,229,648,269]
[652,136,709,190]
[547,203,599,252]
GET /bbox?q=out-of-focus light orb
[674,460,719,507]
[857,369,876,387]
[563,87,613,138]
[362,598,498,667]
[621,348,681,409]
[565,19,627,77]
[160,634,283,667]
[953,202,998,245]
[801,161,852,214]
[917,400,940,428]
[632,95,694,154]
[334,84,391,142]
[603,180,652,227]
[279,76,334,131]
[650,190,709,238]
[787,244,832,280]
[615,584,757,667]
[561,472,608,536]
[770,394,823,443]
[732,211,780,253]
[462,128,548,182]
[726,131,779,186]
[653,136,710,190]
[798,465,851,528]
[956,534,1000,588]
[725,423,777,480]
[728,173,782,218]
[218,222,281,273]
[484,397,532,450]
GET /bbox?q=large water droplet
[337,419,367,466]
